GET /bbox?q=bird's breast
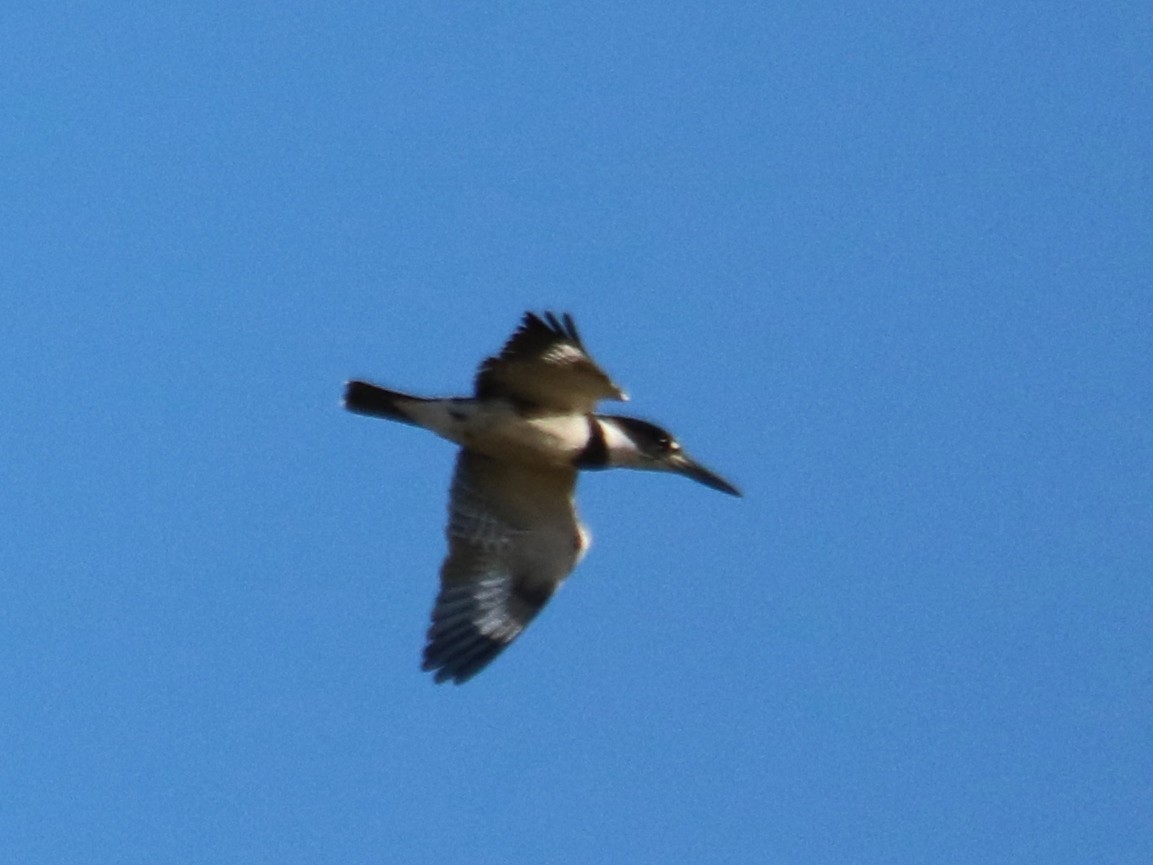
[458,411,591,466]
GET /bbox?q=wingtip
[425,663,470,685]
[423,640,503,685]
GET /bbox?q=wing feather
[473,311,626,412]
[422,450,586,684]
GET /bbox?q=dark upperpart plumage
[472,311,626,411]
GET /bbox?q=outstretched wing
[474,311,626,413]
[423,450,587,684]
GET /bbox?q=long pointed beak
[669,453,742,497]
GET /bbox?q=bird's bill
[669,453,742,497]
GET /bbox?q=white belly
[408,400,589,466]
[461,411,589,465]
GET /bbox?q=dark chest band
[573,416,608,469]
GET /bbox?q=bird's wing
[423,450,586,684]
[474,311,626,413]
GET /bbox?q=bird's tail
[343,380,424,425]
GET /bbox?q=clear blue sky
[3,4,1150,863]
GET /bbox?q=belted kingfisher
[345,311,740,684]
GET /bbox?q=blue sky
[3,3,1151,863]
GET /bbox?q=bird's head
[600,415,742,496]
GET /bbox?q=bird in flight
[345,311,740,684]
